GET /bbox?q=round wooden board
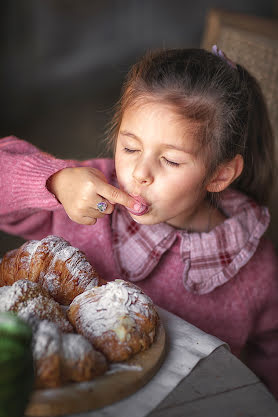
[25,320,166,417]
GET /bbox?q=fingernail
[133,203,142,211]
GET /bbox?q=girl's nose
[132,160,154,185]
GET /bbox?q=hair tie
[211,45,237,69]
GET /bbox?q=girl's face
[115,101,209,229]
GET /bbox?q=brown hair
[107,48,275,205]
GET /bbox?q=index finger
[99,182,137,210]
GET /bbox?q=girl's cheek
[117,160,127,178]
[120,157,132,176]
[116,162,128,185]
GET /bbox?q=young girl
[1,47,278,398]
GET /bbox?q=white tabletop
[56,309,278,417]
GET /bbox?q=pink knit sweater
[1,136,278,398]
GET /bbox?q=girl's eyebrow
[120,130,194,154]
[119,130,141,141]
[164,144,194,154]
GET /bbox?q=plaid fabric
[112,188,270,294]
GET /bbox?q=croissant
[68,279,159,362]
[0,235,106,305]
[32,320,108,388]
[0,279,73,333]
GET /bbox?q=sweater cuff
[10,153,77,210]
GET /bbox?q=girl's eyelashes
[123,147,180,167]
[162,157,180,167]
[123,147,137,153]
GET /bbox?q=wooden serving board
[25,320,166,417]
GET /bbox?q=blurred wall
[0,0,276,254]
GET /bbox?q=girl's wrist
[46,169,65,203]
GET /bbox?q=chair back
[202,9,278,249]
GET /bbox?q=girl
[1,47,278,398]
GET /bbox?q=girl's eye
[123,147,137,153]
[163,157,180,167]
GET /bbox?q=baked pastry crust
[0,235,105,305]
[32,320,108,388]
[68,279,159,362]
[0,236,159,388]
[0,279,73,333]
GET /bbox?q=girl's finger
[81,216,97,225]
[67,212,97,225]
[95,197,114,215]
[97,182,137,210]
[82,206,106,219]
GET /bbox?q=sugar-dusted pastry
[32,320,62,388]
[68,279,159,362]
[0,237,160,389]
[0,280,73,333]
[0,235,106,305]
[32,320,108,388]
[61,333,108,383]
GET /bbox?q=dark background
[0,0,277,254]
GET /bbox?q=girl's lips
[127,195,149,216]
[128,205,149,216]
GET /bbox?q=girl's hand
[48,167,136,225]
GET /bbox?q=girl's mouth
[127,195,149,216]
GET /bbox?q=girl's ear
[206,154,244,193]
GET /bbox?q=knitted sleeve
[244,239,278,400]
[0,136,107,239]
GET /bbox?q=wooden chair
[202,8,278,250]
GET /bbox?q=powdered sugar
[7,235,100,302]
[41,270,59,293]
[33,321,92,361]
[23,239,42,270]
[49,245,97,285]
[70,279,156,340]
[0,285,11,299]
[25,236,100,295]
[32,320,61,360]
[62,333,92,360]
[51,245,77,264]
[106,363,142,375]
[32,320,107,386]
[25,239,42,257]
[0,280,72,333]
[0,236,159,391]
[0,280,32,311]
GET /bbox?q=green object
[0,312,34,417]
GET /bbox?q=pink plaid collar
[111,189,270,294]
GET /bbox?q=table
[148,345,278,417]
[57,345,278,417]
[1,231,276,417]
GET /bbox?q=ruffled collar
[111,188,270,294]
